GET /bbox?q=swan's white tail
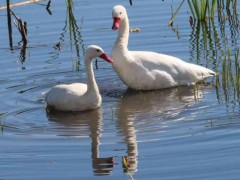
[42,91,48,97]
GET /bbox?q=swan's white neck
[85,59,99,94]
[115,16,129,51]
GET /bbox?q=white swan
[111,5,216,90]
[45,45,113,111]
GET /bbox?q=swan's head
[85,45,113,63]
[112,5,127,30]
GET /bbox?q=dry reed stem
[7,0,13,48]
[0,0,46,10]
[11,10,27,44]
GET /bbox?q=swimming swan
[111,5,215,90]
[45,45,113,111]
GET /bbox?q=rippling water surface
[0,0,240,179]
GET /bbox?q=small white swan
[111,5,216,90]
[45,45,113,111]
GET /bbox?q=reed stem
[7,0,13,48]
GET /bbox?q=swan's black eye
[96,49,100,53]
[120,12,122,15]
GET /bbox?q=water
[0,0,240,179]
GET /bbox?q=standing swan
[111,5,216,90]
[45,45,113,111]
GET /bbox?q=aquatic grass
[66,0,84,70]
[177,80,182,97]
[221,56,229,101]
[168,0,237,24]
[218,0,237,9]
[122,156,135,180]
[231,48,240,99]
[66,0,79,52]
[168,0,185,26]
[187,0,217,20]
[234,49,240,98]
[193,82,198,101]
[0,114,3,135]
[176,80,202,101]
[168,0,216,24]
[189,17,223,67]
[220,47,240,102]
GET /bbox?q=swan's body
[45,45,113,111]
[111,5,216,90]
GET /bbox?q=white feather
[111,5,215,90]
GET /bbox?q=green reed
[122,156,135,180]
[187,0,217,20]
[218,0,237,9]
[169,0,237,23]
[188,18,220,68]
[167,0,239,123]
[66,0,79,52]
[66,0,84,70]
[168,0,185,26]
[220,47,240,101]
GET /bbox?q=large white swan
[111,5,216,90]
[45,45,113,111]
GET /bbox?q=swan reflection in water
[115,85,208,173]
[46,108,114,176]
[46,85,209,175]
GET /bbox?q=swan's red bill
[100,53,113,63]
[112,17,121,30]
